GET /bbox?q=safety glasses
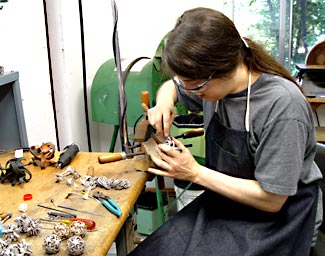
[172,70,216,91]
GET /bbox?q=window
[223,0,325,74]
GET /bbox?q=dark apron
[129,110,318,256]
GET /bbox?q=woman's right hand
[147,80,177,137]
[147,103,174,137]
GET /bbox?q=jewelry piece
[69,221,87,238]
[67,236,85,256]
[2,224,20,243]
[0,239,32,256]
[97,176,130,190]
[18,203,28,213]
[0,239,8,253]
[53,223,70,240]
[43,234,61,254]
[14,214,42,236]
[164,137,176,148]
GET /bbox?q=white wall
[45,0,224,152]
[0,0,56,147]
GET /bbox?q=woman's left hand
[148,138,201,182]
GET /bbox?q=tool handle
[47,211,77,218]
[101,199,122,217]
[98,152,127,164]
[175,128,205,139]
[58,143,79,168]
[141,91,150,109]
[69,218,96,230]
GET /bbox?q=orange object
[98,151,144,164]
[141,90,150,108]
[23,194,33,201]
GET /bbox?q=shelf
[316,127,325,143]
[307,97,325,104]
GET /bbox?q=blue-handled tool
[92,191,122,217]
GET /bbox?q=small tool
[173,128,205,139]
[57,143,79,169]
[1,212,12,224]
[57,205,104,217]
[92,191,122,217]
[40,218,96,230]
[37,203,78,216]
[50,198,56,207]
[47,211,77,219]
[98,151,144,164]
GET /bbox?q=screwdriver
[40,218,96,230]
[98,151,145,164]
[173,128,205,139]
[0,213,12,224]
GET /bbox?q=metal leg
[155,177,165,225]
[110,125,119,152]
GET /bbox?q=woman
[129,7,322,256]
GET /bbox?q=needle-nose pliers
[92,191,122,217]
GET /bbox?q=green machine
[91,35,168,128]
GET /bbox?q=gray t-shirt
[176,73,322,196]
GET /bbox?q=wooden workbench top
[0,151,149,255]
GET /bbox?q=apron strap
[245,72,252,132]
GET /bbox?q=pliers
[92,191,122,217]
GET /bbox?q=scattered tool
[50,198,56,207]
[47,211,77,219]
[57,205,104,217]
[40,218,96,231]
[1,212,12,224]
[0,211,7,220]
[98,151,145,164]
[37,203,78,217]
[173,128,205,139]
[92,191,122,217]
[57,143,79,169]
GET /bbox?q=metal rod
[57,205,104,217]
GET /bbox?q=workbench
[307,97,325,142]
[0,151,149,255]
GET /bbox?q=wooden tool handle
[141,91,150,108]
[98,152,126,164]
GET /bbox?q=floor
[311,231,325,256]
[106,193,177,256]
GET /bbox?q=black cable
[111,0,129,152]
[78,0,92,152]
[122,57,150,149]
[42,0,60,150]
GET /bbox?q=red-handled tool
[63,218,96,230]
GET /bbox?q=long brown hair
[163,7,297,85]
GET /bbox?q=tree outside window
[224,0,325,74]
